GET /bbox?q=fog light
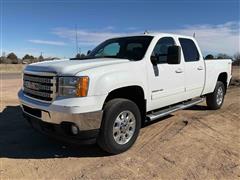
[71,124,79,135]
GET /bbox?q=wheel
[97,98,141,154]
[206,81,225,110]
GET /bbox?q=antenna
[75,25,79,55]
[193,32,196,38]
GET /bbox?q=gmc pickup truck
[18,33,232,154]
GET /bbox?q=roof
[144,32,195,39]
[111,32,195,40]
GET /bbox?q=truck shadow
[185,104,209,111]
[0,104,206,159]
[0,106,109,159]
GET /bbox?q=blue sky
[1,0,239,58]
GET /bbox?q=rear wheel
[206,81,225,110]
[97,98,141,154]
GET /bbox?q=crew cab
[18,33,232,154]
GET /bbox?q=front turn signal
[76,76,89,97]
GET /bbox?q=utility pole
[39,52,43,61]
[75,25,79,55]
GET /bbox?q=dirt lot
[0,64,25,74]
[0,67,240,180]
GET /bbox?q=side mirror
[150,55,158,65]
[87,50,91,55]
[167,46,181,64]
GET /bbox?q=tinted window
[151,37,175,64]
[126,43,143,51]
[179,38,200,62]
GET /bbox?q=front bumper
[18,90,103,131]
[23,112,99,144]
[18,89,104,144]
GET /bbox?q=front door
[147,37,185,111]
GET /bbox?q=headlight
[58,76,89,97]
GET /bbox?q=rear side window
[179,38,200,62]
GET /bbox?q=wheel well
[103,86,146,125]
[217,72,228,90]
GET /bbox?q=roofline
[106,32,195,40]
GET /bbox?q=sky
[1,0,239,58]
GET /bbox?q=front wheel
[206,81,225,110]
[97,98,141,154]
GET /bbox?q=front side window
[151,37,175,64]
[88,36,153,61]
[179,38,200,62]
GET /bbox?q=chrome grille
[23,71,56,102]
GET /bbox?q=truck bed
[202,59,232,95]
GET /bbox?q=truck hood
[24,58,130,75]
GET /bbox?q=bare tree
[233,53,240,61]
[217,53,232,59]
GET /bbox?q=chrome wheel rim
[112,111,136,145]
[216,87,224,105]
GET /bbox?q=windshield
[80,36,153,61]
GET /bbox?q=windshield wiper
[70,57,93,60]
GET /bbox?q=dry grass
[0,64,25,73]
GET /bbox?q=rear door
[179,38,205,98]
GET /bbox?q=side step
[146,98,204,122]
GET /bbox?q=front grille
[23,72,56,102]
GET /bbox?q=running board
[146,98,204,122]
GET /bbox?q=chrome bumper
[20,104,103,131]
[18,88,103,131]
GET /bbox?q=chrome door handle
[175,69,183,73]
[197,66,203,70]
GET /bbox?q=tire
[97,98,141,154]
[206,81,225,110]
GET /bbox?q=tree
[233,53,240,61]
[0,52,5,64]
[7,52,18,64]
[233,53,240,66]
[80,53,86,58]
[22,54,30,60]
[205,54,214,60]
[7,53,17,60]
[75,53,86,59]
[22,54,36,64]
[217,53,231,59]
[75,53,81,58]
[23,54,34,60]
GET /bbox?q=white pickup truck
[18,33,232,154]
